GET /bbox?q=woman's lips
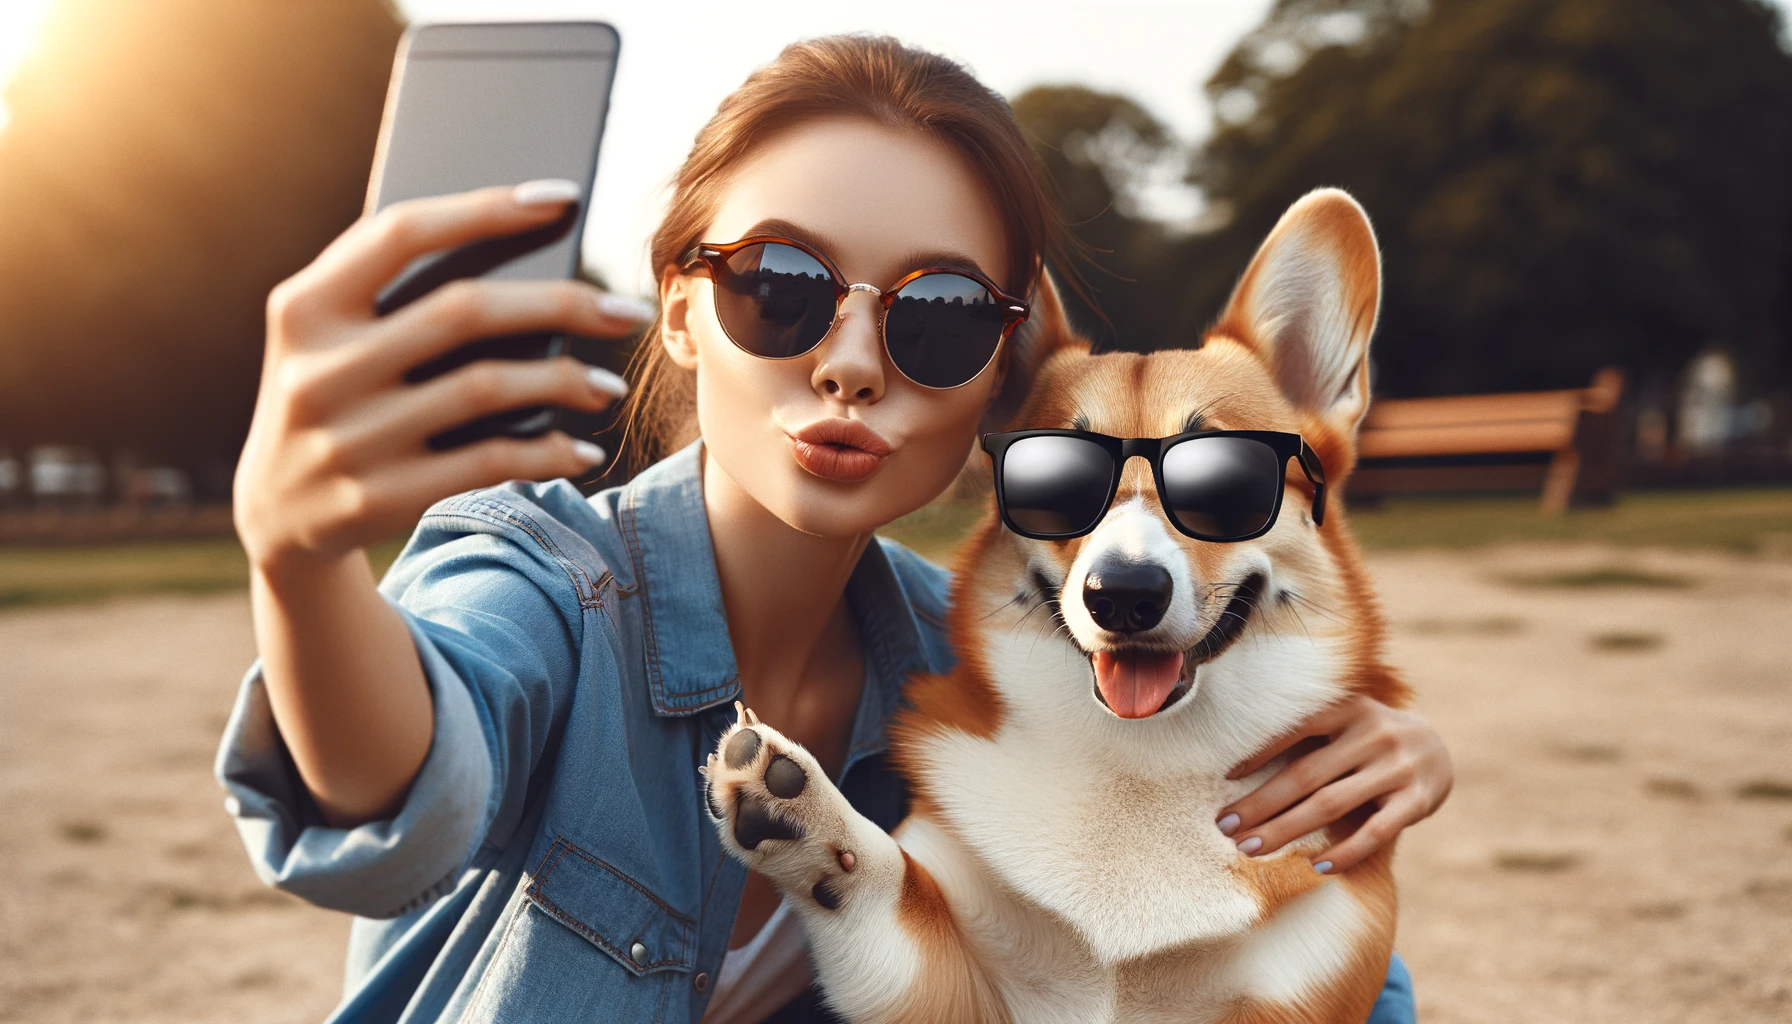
[788,419,893,483]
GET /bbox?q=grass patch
[1736,779,1792,801]
[1628,901,1687,920]
[1403,615,1526,636]
[1494,850,1580,873]
[0,538,249,610]
[1590,630,1666,652]
[1348,488,1792,552]
[1504,567,1693,590]
[1547,741,1622,763]
[876,501,987,566]
[58,820,107,844]
[0,534,412,611]
[1644,777,1703,800]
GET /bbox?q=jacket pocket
[523,836,695,978]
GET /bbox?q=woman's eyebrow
[734,219,996,284]
[738,218,838,256]
[893,246,992,281]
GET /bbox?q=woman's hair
[615,33,1074,477]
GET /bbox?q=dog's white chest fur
[917,729,1261,964]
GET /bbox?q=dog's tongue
[1092,649,1186,719]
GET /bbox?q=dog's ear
[980,269,1087,434]
[1211,188,1381,440]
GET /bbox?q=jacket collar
[614,442,929,734]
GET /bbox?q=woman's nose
[810,292,886,403]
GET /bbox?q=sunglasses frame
[681,235,1031,390]
[980,428,1328,542]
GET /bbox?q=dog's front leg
[705,707,1008,1024]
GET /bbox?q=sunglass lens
[1000,435,1115,537]
[713,242,838,358]
[885,272,1007,388]
[1161,437,1283,539]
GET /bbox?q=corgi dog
[704,189,1408,1023]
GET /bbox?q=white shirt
[700,897,815,1024]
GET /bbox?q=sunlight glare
[0,0,57,133]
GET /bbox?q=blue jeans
[1367,951,1416,1023]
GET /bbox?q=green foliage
[1010,86,1181,350]
[1187,0,1792,397]
[1017,0,1792,397]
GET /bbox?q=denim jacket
[215,441,1414,1024]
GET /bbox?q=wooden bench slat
[1358,420,1577,459]
[1362,391,1585,430]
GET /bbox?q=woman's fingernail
[1217,813,1241,836]
[586,366,630,397]
[596,292,657,322]
[571,440,607,466]
[513,178,582,206]
[1236,836,1263,855]
[1314,861,1334,874]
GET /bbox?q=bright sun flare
[0,0,56,132]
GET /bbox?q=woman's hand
[234,179,654,575]
[1216,694,1453,874]
[232,180,655,825]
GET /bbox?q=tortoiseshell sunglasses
[681,236,1030,390]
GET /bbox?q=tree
[1181,0,1792,399]
[0,0,402,491]
[1010,85,1181,352]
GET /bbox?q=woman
[220,35,1450,1023]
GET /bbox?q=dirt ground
[1,543,1789,1023]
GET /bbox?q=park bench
[1349,368,1625,513]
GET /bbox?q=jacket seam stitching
[523,837,694,972]
[619,494,672,712]
[428,497,605,610]
[550,838,696,926]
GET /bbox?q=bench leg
[1541,448,1579,515]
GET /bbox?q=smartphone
[366,21,620,449]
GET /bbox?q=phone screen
[365,22,619,448]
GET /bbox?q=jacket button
[629,941,648,964]
[693,972,710,993]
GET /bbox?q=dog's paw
[704,703,861,912]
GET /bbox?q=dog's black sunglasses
[981,429,1327,542]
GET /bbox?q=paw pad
[724,728,761,769]
[811,877,844,911]
[733,795,804,850]
[765,755,807,798]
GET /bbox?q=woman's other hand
[234,179,653,575]
[1216,694,1453,874]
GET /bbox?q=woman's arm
[1215,695,1453,873]
[233,181,647,827]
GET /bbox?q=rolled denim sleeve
[215,490,595,919]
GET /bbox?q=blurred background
[1,2,1789,1022]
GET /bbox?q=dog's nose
[1083,560,1173,633]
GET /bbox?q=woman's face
[660,117,1011,539]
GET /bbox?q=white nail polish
[585,366,630,397]
[571,440,607,466]
[596,293,657,322]
[1216,813,1241,836]
[512,178,582,206]
[1237,836,1263,855]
